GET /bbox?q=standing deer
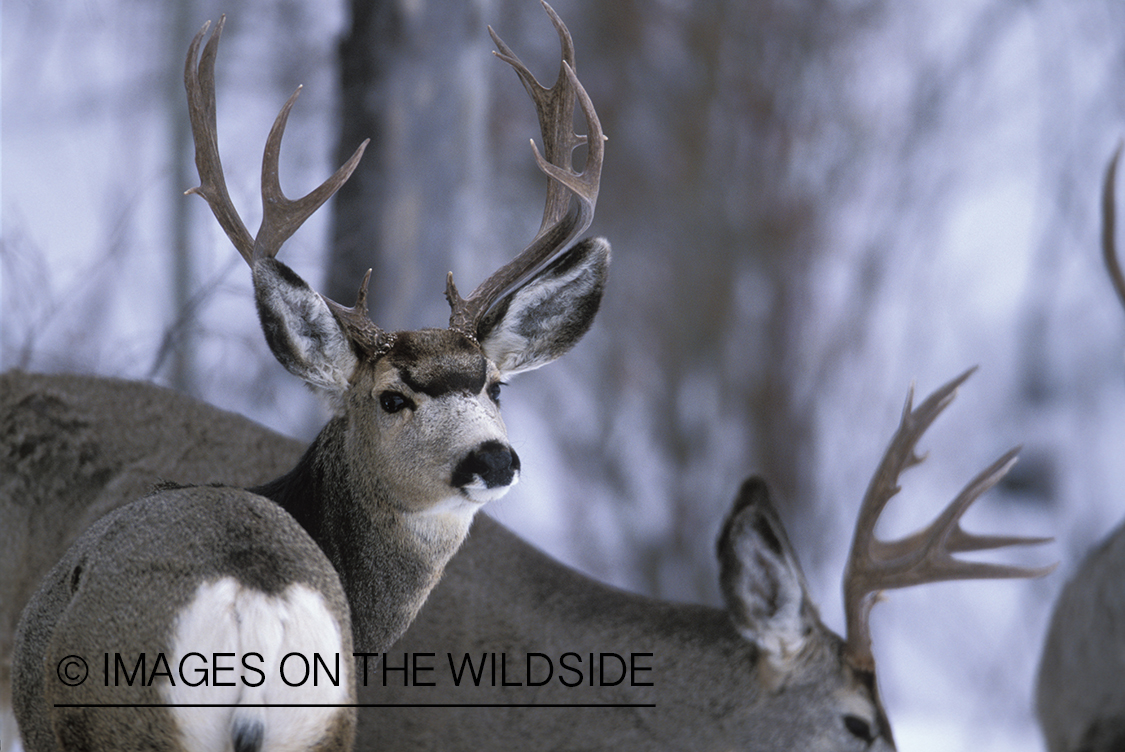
[1036,147,1125,752]
[4,367,1053,751]
[11,5,607,751]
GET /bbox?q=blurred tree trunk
[332,0,496,330]
[550,0,836,597]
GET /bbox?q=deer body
[3,370,1051,751]
[355,484,892,752]
[11,6,609,751]
[1037,520,1125,752]
[14,487,355,752]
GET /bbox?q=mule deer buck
[4,366,1053,751]
[11,5,607,750]
[1036,146,1125,752]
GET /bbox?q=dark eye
[487,382,503,405]
[843,715,875,744]
[379,391,413,414]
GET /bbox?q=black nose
[453,441,521,489]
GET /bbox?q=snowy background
[5,1,1125,750]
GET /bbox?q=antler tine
[184,17,254,263]
[255,87,368,262]
[490,0,581,233]
[842,369,1056,671]
[184,17,387,355]
[185,16,369,266]
[446,1,605,337]
[1102,142,1125,313]
[846,367,975,562]
[866,447,1055,573]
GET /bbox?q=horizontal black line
[53,703,657,709]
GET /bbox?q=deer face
[750,640,893,751]
[249,235,606,521]
[717,478,893,750]
[345,329,519,514]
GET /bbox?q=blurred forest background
[4,1,1125,749]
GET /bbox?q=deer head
[183,5,606,518]
[718,369,1056,749]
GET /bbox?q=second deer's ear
[253,258,358,397]
[477,238,609,377]
[717,477,821,669]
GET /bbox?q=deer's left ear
[477,237,609,377]
[718,477,821,669]
[253,258,358,397]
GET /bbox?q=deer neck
[252,417,472,653]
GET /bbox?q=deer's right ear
[717,477,820,669]
[476,237,609,377]
[253,258,358,396]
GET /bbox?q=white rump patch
[164,578,349,752]
[1,704,23,752]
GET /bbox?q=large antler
[184,17,388,354]
[445,1,605,338]
[842,368,1056,672]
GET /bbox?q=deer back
[0,372,304,751]
[1037,521,1125,752]
[0,370,306,723]
[13,485,354,752]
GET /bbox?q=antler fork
[842,368,1056,672]
[184,16,388,354]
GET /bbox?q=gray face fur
[253,237,610,515]
[343,329,514,514]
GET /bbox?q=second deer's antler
[842,368,1056,672]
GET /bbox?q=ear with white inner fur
[253,258,358,397]
[477,237,609,377]
[717,476,821,668]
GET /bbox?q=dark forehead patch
[385,329,488,398]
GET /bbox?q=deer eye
[487,382,503,405]
[379,391,414,414]
[843,714,875,744]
